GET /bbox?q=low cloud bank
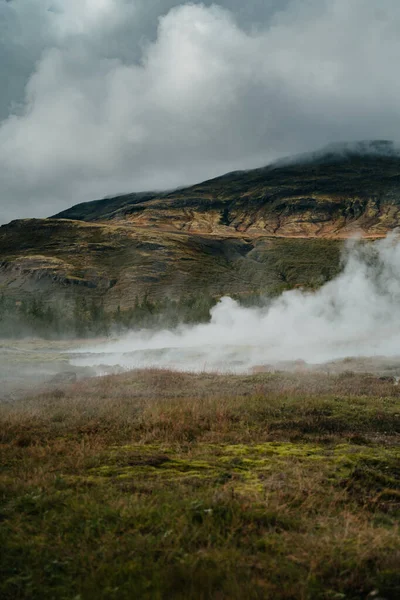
[2,1,400,221]
[71,233,400,373]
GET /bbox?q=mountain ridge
[52,141,400,239]
[2,141,400,311]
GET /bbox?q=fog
[70,233,400,374]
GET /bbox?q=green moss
[83,443,400,501]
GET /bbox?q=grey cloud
[0,0,400,223]
[0,0,287,121]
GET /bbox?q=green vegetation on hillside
[0,219,343,323]
[0,293,218,339]
[0,295,110,339]
[1,370,399,599]
[0,234,344,339]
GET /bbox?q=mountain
[0,218,341,309]
[2,141,400,310]
[53,140,400,238]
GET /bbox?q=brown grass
[0,369,399,599]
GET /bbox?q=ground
[1,368,399,599]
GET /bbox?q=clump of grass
[0,369,399,599]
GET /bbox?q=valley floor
[1,369,399,599]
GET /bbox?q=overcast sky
[0,0,400,223]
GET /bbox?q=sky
[0,0,400,223]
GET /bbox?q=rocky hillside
[0,219,341,309]
[1,141,400,309]
[54,141,400,238]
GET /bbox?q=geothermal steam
[71,233,400,373]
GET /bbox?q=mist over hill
[273,140,400,167]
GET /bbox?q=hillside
[54,141,400,238]
[2,142,400,311]
[0,219,341,309]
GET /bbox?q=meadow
[0,369,399,599]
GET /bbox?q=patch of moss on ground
[81,443,400,507]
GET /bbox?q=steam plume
[70,233,400,374]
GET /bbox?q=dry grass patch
[0,369,399,599]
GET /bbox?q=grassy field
[1,369,399,599]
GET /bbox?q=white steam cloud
[71,233,400,374]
